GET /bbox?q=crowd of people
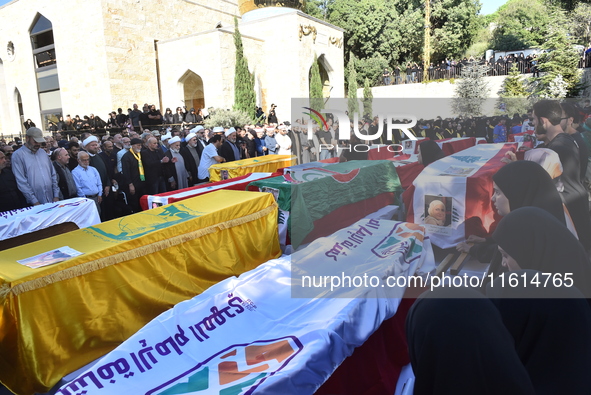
[2,94,591,392]
[381,47,591,85]
[0,114,293,219]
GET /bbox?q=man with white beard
[275,125,292,155]
[116,137,131,174]
[180,129,202,186]
[164,136,189,190]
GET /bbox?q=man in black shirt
[533,100,591,252]
[0,151,27,212]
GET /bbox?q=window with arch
[30,14,62,129]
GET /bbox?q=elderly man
[0,151,27,212]
[181,128,204,186]
[142,136,169,194]
[219,127,243,162]
[275,125,292,155]
[116,137,131,174]
[198,135,225,182]
[52,147,77,200]
[11,127,60,205]
[72,151,102,214]
[164,136,189,190]
[264,127,279,155]
[121,138,145,212]
[84,135,113,219]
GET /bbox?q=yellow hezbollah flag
[209,155,295,182]
[0,190,280,395]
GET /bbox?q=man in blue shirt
[72,151,102,215]
[493,118,507,143]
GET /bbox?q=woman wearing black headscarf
[417,140,445,167]
[493,207,591,297]
[486,270,591,395]
[457,160,573,267]
[492,160,566,224]
[406,287,535,395]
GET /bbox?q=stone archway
[179,71,205,111]
[317,55,332,98]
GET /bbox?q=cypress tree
[537,24,582,98]
[363,78,373,118]
[309,54,324,111]
[347,58,359,116]
[497,64,529,115]
[233,17,256,118]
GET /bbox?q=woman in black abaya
[406,287,535,395]
[492,207,591,298]
[486,270,591,395]
[417,140,445,167]
[458,160,572,277]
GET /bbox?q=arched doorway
[179,71,205,111]
[309,55,332,99]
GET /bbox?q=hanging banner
[0,198,100,240]
[57,219,435,395]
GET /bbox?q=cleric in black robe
[493,207,591,298]
[406,287,535,395]
[486,269,591,395]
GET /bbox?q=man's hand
[104,186,110,197]
[161,156,170,163]
[500,151,517,164]
[129,183,135,195]
[52,197,60,202]
[455,242,473,253]
[97,196,102,204]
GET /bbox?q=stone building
[0,0,344,135]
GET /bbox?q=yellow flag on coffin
[209,155,295,182]
[0,190,280,395]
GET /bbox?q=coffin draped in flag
[404,143,516,249]
[140,173,279,211]
[0,190,281,395]
[0,197,100,240]
[248,160,402,249]
[57,219,435,395]
[209,155,295,182]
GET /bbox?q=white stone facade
[0,0,344,136]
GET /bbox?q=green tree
[452,63,491,116]
[430,0,481,60]
[354,53,390,86]
[347,59,359,115]
[309,54,324,111]
[497,64,530,115]
[536,23,583,98]
[569,3,591,45]
[327,0,480,77]
[305,0,334,19]
[363,78,373,117]
[490,0,550,51]
[233,17,256,119]
[204,108,253,129]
